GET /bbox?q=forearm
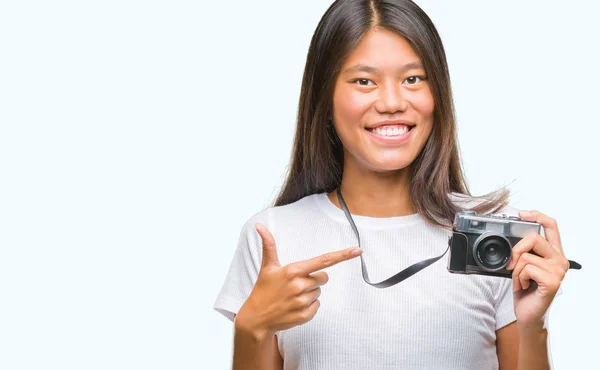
[518,323,550,370]
[232,314,275,370]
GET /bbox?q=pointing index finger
[291,248,362,275]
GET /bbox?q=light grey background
[0,0,598,369]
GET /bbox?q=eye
[353,78,375,86]
[404,76,427,85]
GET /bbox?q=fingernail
[351,248,362,257]
[519,211,531,216]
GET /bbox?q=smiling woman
[273,0,509,227]
[213,1,571,369]
[332,28,434,174]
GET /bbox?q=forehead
[342,28,421,69]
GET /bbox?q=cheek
[412,90,435,137]
[413,90,435,117]
[333,87,372,123]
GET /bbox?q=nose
[374,84,408,115]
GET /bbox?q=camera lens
[472,233,511,271]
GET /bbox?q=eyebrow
[344,61,424,74]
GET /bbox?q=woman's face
[332,28,435,173]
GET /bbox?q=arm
[497,321,550,370]
[232,313,283,370]
[517,323,550,370]
[496,322,518,370]
[222,224,358,369]
[499,210,571,370]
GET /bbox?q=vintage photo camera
[447,210,541,278]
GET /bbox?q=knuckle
[530,234,542,245]
[548,217,558,228]
[298,309,312,322]
[512,254,522,267]
[321,272,329,284]
[290,280,305,294]
[283,265,299,279]
[293,295,308,307]
[321,254,333,267]
[314,287,322,299]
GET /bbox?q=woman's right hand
[235,223,362,340]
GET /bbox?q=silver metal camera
[447,210,541,278]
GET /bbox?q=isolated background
[1,0,598,369]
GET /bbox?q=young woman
[214,1,570,369]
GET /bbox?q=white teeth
[373,125,409,136]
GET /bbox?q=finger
[508,233,557,270]
[286,274,328,296]
[511,252,547,291]
[255,223,280,268]
[519,268,530,291]
[295,299,321,324]
[517,264,558,296]
[288,247,362,276]
[296,287,321,307]
[308,271,329,289]
[518,210,563,253]
[298,272,329,293]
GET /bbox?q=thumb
[255,223,280,268]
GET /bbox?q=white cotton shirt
[214,192,519,370]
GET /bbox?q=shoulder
[240,192,323,235]
[448,191,520,217]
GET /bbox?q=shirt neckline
[313,192,426,229]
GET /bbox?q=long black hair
[272,0,508,228]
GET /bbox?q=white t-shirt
[214,192,520,370]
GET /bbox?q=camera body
[447,210,541,278]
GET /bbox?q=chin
[365,157,414,173]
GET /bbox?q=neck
[327,163,416,218]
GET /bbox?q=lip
[365,125,413,144]
[365,119,415,130]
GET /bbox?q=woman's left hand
[506,210,570,330]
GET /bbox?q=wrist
[518,321,547,341]
[234,306,274,343]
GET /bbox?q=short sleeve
[213,210,270,322]
[494,278,517,330]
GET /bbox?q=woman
[214,1,570,369]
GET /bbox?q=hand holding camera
[506,210,573,328]
[448,208,580,329]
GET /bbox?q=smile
[365,124,413,144]
[367,124,412,137]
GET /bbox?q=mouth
[365,123,414,138]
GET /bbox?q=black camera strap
[336,187,450,288]
[336,187,582,289]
